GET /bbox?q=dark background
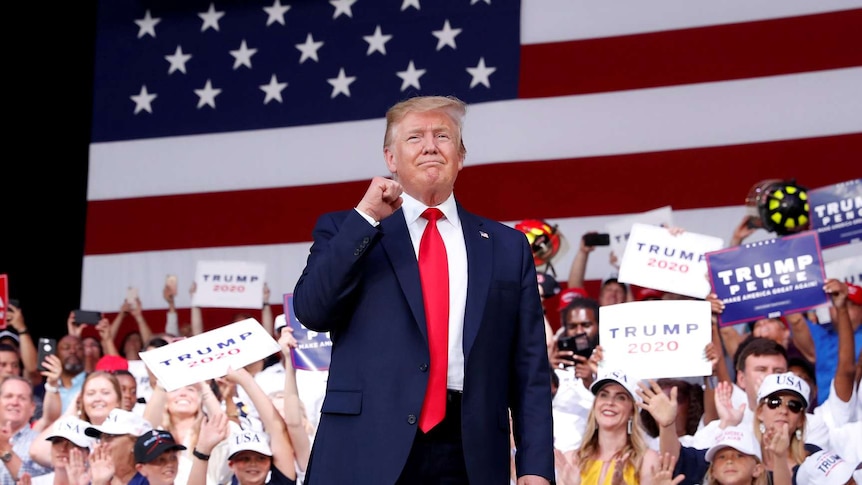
[3,3,98,341]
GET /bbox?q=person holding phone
[550,297,602,453]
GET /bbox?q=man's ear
[384,148,397,174]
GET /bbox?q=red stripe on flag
[83,133,862,255]
[519,9,862,99]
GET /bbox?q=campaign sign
[191,261,266,309]
[0,274,7,329]
[808,178,862,249]
[706,231,828,327]
[283,293,332,371]
[606,206,674,261]
[598,300,712,379]
[814,255,862,324]
[618,223,724,299]
[139,318,281,391]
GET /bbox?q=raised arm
[824,279,855,402]
[128,298,153,351]
[261,283,274,336]
[567,232,597,289]
[187,413,229,485]
[225,366,297,479]
[278,327,311,472]
[637,380,680,462]
[784,312,816,363]
[190,282,204,336]
[163,281,179,336]
[6,304,38,384]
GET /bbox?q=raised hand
[636,380,677,429]
[197,412,229,454]
[715,381,744,428]
[89,442,115,485]
[356,176,403,223]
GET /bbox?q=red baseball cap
[847,283,862,305]
[637,288,665,301]
[557,287,589,312]
[95,355,129,372]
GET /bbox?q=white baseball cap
[793,450,855,485]
[227,430,273,460]
[757,372,811,409]
[45,417,96,448]
[85,408,153,438]
[590,369,640,401]
[705,424,762,462]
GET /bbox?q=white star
[466,57,496,88]
[260,74,288,104]
[329,0,357,19]
[165,46,192,75]
[327,68,356,98]
[263,0,291,26]
[432,19,462,51]
[230,40,258,70]
[199,3,225,32]
[130,85,157,114]
[401,0,420,11]
[396,60,426,92]
[363,25,392,56]
[470,0,491,4]
[134,10,161,39]
[295,33,324,63]
[194,79,222,109]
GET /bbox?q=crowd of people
[2,93,860,485]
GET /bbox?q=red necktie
[418,208,449,432]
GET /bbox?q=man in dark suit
[293,95,554,485]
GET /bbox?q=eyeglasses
[763,396,804,414]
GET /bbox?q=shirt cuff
[354,207,380,227]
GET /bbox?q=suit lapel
[458,205,492,360]
[379,209,428,340]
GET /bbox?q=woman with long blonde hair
[556,369,660,484]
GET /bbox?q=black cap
[134,430,186,464]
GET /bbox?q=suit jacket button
[362,237,370,244]
[419,363,428,372]
[407,414,417,425]
[354,250,361,256]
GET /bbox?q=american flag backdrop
[83,0,862,328]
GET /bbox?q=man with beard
[54,335,86,413]
[548,297,601,453]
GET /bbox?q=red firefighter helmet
[515,219,561,266]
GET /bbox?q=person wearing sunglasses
[754,372,810,484]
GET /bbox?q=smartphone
[583,233,611,247]
[74,310,102,325]
[125,287,139,309]
[37,338,57,372]
[165,275,178,296]
[557,332,595,362]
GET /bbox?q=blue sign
[706,231,828,327]
[283,294,332,371]
[808,178,862,249]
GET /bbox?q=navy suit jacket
[293,203,554,484]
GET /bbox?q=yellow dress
[581,459,638,484]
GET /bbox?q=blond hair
[383,95,467,157]
[755,399,808,465]
[576,393,649,473]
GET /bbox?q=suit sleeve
[292,210,381,332]
[510,233,556,480]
